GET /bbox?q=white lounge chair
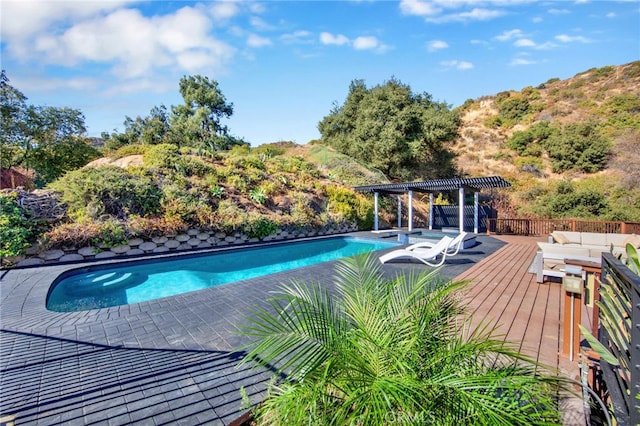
[405,232,467,256]
[379,236,453,266]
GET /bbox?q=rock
[78,246,97,256]
[153,246,170,253]
[39,249,64,260]
[187,229,199,236]
[110,245,130,254]
[16,258,45,267]
[164,240,180,249]
[187,238,200,246]
[152,236,168,244]
[125,249,144,256]
[59,254,84,262]
[95,251,116,259]
[175,234,190,242]
[197,233,210,241]
[177,243,192,250]
[138,242,157,251]
[128,238,144,247]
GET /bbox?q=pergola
[354,176,511,234]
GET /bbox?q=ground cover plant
[240,255,568,425]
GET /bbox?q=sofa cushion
[623,233,640,249]
[581,232,607,247]
[607,233,630,247]
[538,243,591,258]
[552,231,581,245]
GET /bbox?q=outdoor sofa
[534,231,640,283]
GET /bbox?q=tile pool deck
[1,232,569,425]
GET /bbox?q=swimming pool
[46,236,398,312]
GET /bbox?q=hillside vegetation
[452,61,640,220]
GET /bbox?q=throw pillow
[553,231,570,245]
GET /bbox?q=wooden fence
[486,218,640,236]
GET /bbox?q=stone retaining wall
[12,223,358,267]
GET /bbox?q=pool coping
[0,231,506,425]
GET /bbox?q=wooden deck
[455,235,583,378]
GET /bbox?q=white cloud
[495,29,524,41]
[209,1,240,20]
[320,32,350,46]
[514,38,536,47]
[427,40,449,51]
[24,5,235,79]
[0,0,135,40]
[399,0,441,16]
[250,16,274,31]
[353,36,379,50]
[555,34,591,43]
[509,57,536,66]
[532,16,543,23]
[548,8,570,15]
[441,60,474,70]
[606,12,616,18]
[281,30,313,44]
[247,34,272,48]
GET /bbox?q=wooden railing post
[622,221,627,234]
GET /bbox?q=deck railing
[486,218,640,236]
[593,253,640,426]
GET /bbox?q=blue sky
[1,1,638,146]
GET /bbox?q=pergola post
[397,195,402,228]
[408,190,413,232]
[474,191,479,234]
[429,193,434,231]
[374,192,379,231]
[458,187,465,233]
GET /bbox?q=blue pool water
[46,237,398,312]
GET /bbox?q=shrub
[245,217,279,239]
[175,157,216,177]
[249,188,267,205]
[142,143,180,168]
[209,185,225,198]
[127,215,188,238]
[226,174,248,192]
[0,193,34,258]
[111,144,148,159]
[541,122,612,173]
[325,185,373,229]
[49,166,162,220]
[44,218,127,249]
[216,200,249,232]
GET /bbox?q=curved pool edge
[1,232,399,326]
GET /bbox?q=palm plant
[240,254,567,425]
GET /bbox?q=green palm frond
[239,253,568,425]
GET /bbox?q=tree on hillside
[0,71,100,187]
[102,105,171,151]
[169,75,247,151]
[318,78,460,181]
[102,75,247,152]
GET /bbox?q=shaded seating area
[354,176,511,234]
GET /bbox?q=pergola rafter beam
[355,176,511,233]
